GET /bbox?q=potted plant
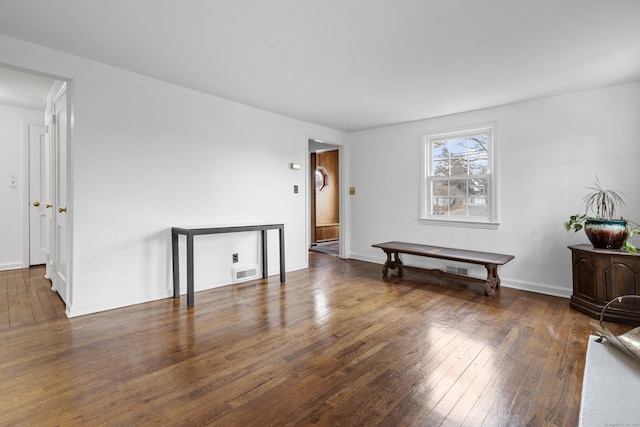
[564,177,639,253]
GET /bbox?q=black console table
[172,224,285,306]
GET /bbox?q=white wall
[0,35,345,316]
[347,82,640,297]
[3,33,638,314]
[0,104,44,270]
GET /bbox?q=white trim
[421,121,500,228]
[306,134,347,262]
[503,278,571,299]
[21,120,30,268]
[63,80,74,316]
[418,218,500,230]
[0,262,24,271]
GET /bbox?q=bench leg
[382,251,391,277]
[484,264,500,296]
[393,252,403,277]
[382,251,404,277]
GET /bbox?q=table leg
[172,230,179,298]
[279,227,285,283]
[261,229,268,279]
[187,233,194,307]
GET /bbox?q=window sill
[418,218,501,230]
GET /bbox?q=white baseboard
[500,278,571,298]
[67,264,306,318]
[66,291,172,318]
[0,262,25,272]
[349,251,382,265]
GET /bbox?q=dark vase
[584,219,628,250]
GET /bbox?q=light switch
[349,186,356,195]
[294,185,299,194]
[9,176,17,188]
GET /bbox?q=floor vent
[232,266,259,283]
[446,266,468,275]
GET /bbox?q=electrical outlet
[232,253,238,263]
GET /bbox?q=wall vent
[232,266,259,283]
[446,265,468,276]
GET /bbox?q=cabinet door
[573,255,597,301]
[604,258,640,306]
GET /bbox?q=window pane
[450,197,467,216]
[467,196,489,216]
[449,155,468,176]
[467,147,487,161]
[431,196,449,215]
[466,135,487,156]
[432,159,449,176]
[468,177,487,195]
[433,141,448,159]
[449,138,468,156]
[449,179,468,197]
[432,180,449,196]
[468,158,487,175]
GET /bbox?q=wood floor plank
[0,271,10,330]
[0,255,626,426]
[460,323,537,426]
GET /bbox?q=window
[315,167,328,192]
[421,123,499,228]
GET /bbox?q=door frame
[6,62,74,313]
[48,80,74,312]
[306,135,346,263]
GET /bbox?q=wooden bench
[372,241,514,296]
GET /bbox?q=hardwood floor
[309,241,340,257]
[0,265,66,330]
[0,254,613,426]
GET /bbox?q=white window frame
[420,122,500,229]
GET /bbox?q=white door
[28,124,47,265]
[50,85,69,304]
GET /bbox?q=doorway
[0,64,71,311]
[309,139,341,257]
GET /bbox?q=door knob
[46,204,52,208]
[58,207,67,213]
[33,201,40,207]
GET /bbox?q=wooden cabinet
[569,244,640,325]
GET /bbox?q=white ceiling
[0,0,639,131]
